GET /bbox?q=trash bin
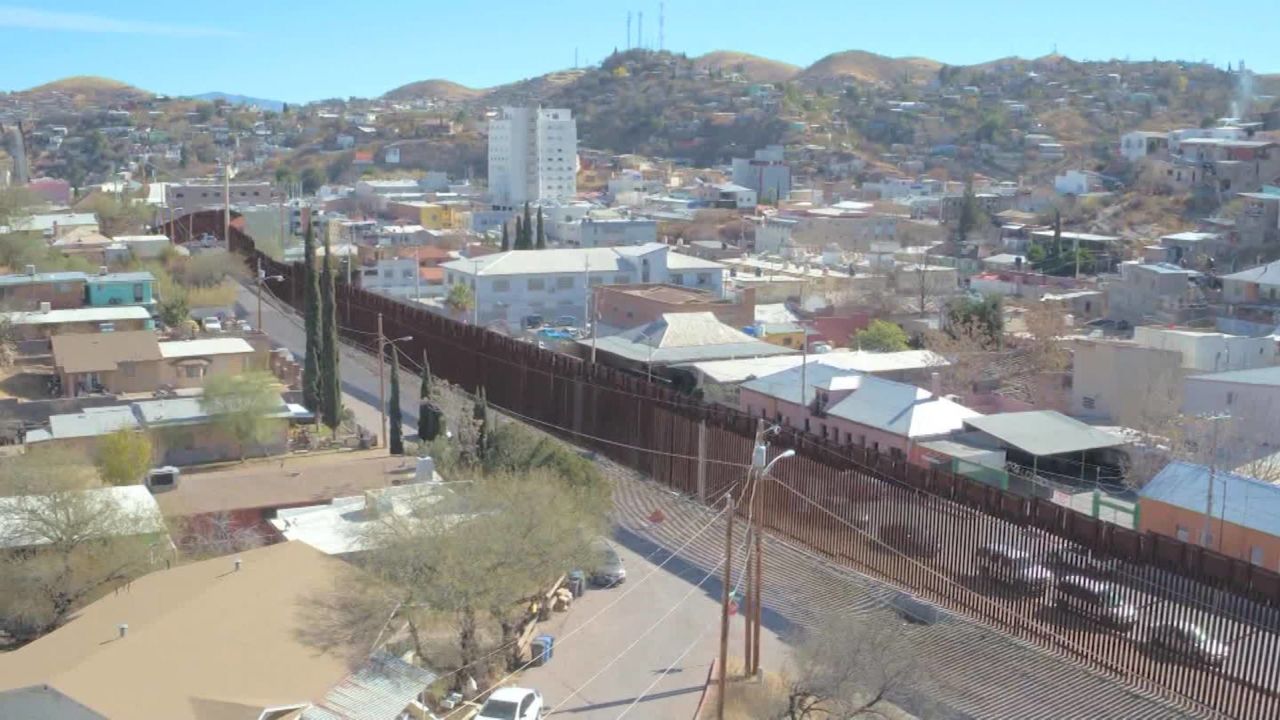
[530,634,555,666]
[567,571,586,598]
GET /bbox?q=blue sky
[1,1,1272,104]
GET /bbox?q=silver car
[1149,622,1229,666]
[589,539,626,587]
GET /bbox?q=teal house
[85,271,156,308]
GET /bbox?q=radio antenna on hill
[626,11,632,50]
[659,2,665,51]
[638,11,644,50]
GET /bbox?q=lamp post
[376,310,413,447]
[255,262,284,331]
[745,423,795,677]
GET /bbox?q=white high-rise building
[487,107,578,207]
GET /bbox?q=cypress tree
[302,224,321,412]
[418,351,443,442]
[535,207,545,249]
[319,235,342,432]
[388,345,403,455]
[513,216,524,250]
[500,221,510,252]
[520,202,533,249]
[473,387,490,463]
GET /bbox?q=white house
[487,107,578,207]
[1222,259,1280,306]
[1054,170,1092,195]
[441,243,725,328]
[358,257,423,297]
[1119,131,1169,162]
[1131,326,1276,372]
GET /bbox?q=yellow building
[418,203,450,229]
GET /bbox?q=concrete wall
[1071,340,1182,422]
[0,279,86,310]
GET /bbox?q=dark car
[1048,543,1119,577]
[1055,576,1138,631]
[1149,622,1229,666]
[878,522,940,559]
[522,314,544,330]
[976,543,1053,595]
[588,538,626,587]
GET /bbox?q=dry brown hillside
[382,79,484,102]
[693,51,801,83]
[798,50,942,86]
[21,76,150,105]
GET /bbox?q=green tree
[853,320,910,352]
[516,202,533,250]
[946,294,1003,348]
[300,166,325,195]
[200,372,282,461]
[94,429,152,486]
[274,166,296,186]
[302,224,321,412]
[446,282,474,314]
[319,235,342,432]
[500,221,510,252]
[156,293,189,329]
[418,352,444,442]
[388,346,404,455]
[535,208,546,249]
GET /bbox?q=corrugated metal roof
[1142,461,1280,537]
[158,337,256,359]
[964,411,1124,456]
[48,405,141,440]
[302,653,437,720]
[826,376,980,438]
[1222,259,1280,285]
[4,305,151,325]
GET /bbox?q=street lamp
[743,432,795,678]
[255,266,285,331]
[376,310,414,449]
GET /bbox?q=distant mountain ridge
[191,92,285,112]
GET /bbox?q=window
[670,273,684,286]
[697,273,711,286]
[184,366,203,379]
[492,279,510,292]
[588,277,603,286]
[804,418,810,432]
[556,277,574,290]
[1227,392,1235,405]
[1082,396,1096,410]
[133,284,145,302]
[528,278,545,291]
[613,274,631,284]
[1251,546,1265,566]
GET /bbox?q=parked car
[589,538,626,587]
[878,522,939,559]
[202,316,223,333]
[976,543,1053,595]
[1047,543,1119,577]
[1149,622,1229,666]
[1054,576,1138,631]
[522,314,544,330]
[554,315,577,328]
[476,687,544,720]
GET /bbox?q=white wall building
[488,107,578,207]
[1054,170,1091,195]
[440,243,725,328]
[1132,325,1277,373]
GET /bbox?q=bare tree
[312,467,606,690]
[173,511,266,560]
[0,486,160,643]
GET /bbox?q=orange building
[1139,460,1280,571]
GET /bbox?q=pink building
[739,363,981,464]
[26,177,72,206]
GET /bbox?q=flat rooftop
[603,283,723,304]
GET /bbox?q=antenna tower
[659,2,665,51]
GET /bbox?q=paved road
[242,286,1210,719]
[234,282,420,441]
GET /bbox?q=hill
[383,79,484,102]
[797,50,943,86]
[693,51,800,83]
[192,92,285,112]
[20,76,150,105]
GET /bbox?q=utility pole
[1204,414,1226,548]
[377,313,386,447]
[716,491,734,720]
[222,156,231,247]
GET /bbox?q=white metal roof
[158,338,256,359]
[442,243,680,277]
[826,376,980,438]
[4,305,151,326]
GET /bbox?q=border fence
[238,232,1280,719]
